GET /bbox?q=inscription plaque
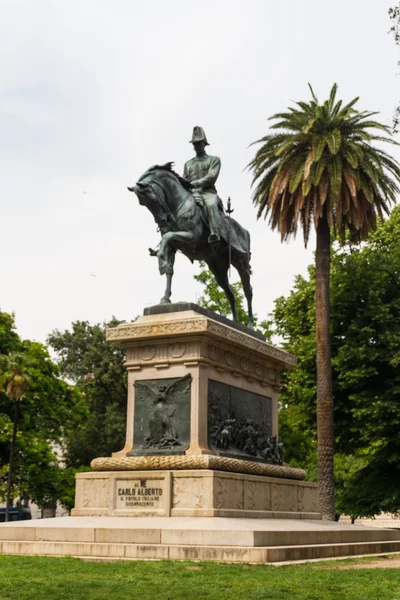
[116,478,164,510]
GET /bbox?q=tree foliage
[0,352,32,402]
[0,351,33,519]
[0,313,86,510]
[0,313,20,355]
[194,261,274,340]
[389,4,400,131]
[249,83,400,245]
[48,319,128,467]
[195,262,248,325]
[276,207,400,517]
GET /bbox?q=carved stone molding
[214,477,243,510]
[107,319,208,342]
[139,345,156,361]
[225,350,234,367]
[125,341,198,367]
[169,342,186,358]
[90,454,307,481]
[107,316,296,368]
[124,336,282,386]
[173,477,209,509]
[206,320,296,367]
[203,342,279,384]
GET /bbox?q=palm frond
[328,83,338,113]
[249,84,400,246]
[326,130,341,155]
[308,83,318,103]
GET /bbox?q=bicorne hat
[190,126,209,145]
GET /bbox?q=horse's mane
[142,163,193,192]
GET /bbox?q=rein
[151,178,189,228]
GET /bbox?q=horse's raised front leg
[157,231,193,304]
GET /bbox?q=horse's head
[128,164,191,230]
[128,166,169,229]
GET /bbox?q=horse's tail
[246,230,252,273]
[230,223,252,273]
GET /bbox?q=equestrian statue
[128,126,254,328]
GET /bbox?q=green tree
[389,4,400,131]
[334,453,368,522]
[23,453,91,515]
[195,262,248,325]
[0,352,32,521]
[0,313,87,514]
[194,261,274,340]
[48,319,128,467]
[19,440,61,514]
[249,84,400,520]
[0,313,20,355]
[275,207,400,517]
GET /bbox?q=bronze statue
[128,127,254,328]
[183,127,222,245]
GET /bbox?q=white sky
[1,0,399,343]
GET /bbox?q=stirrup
[208,233,220,244]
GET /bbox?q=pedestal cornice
[106,310,297,369]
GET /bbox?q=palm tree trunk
[315,217,335,520]
[5,401,20,522]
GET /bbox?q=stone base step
[1,517,400,564]
[1,521,398,548]
[265,540,400,562]
[2,539,400,564]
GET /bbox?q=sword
[226,196,234,277]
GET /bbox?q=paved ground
[332,556,400,569]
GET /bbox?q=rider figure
[183,126,223,245]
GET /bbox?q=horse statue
[128,163,254,328]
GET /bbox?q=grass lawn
[0,555,400,600]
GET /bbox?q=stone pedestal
[108,304,295,459]
[73,304,319,518]
[72,468,319,519]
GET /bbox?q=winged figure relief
[135,374,192,450]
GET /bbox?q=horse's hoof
[247,320,255,330]
[160,297,171,305]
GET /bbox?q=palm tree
[0,353,32,521]
[249,84,400,520]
